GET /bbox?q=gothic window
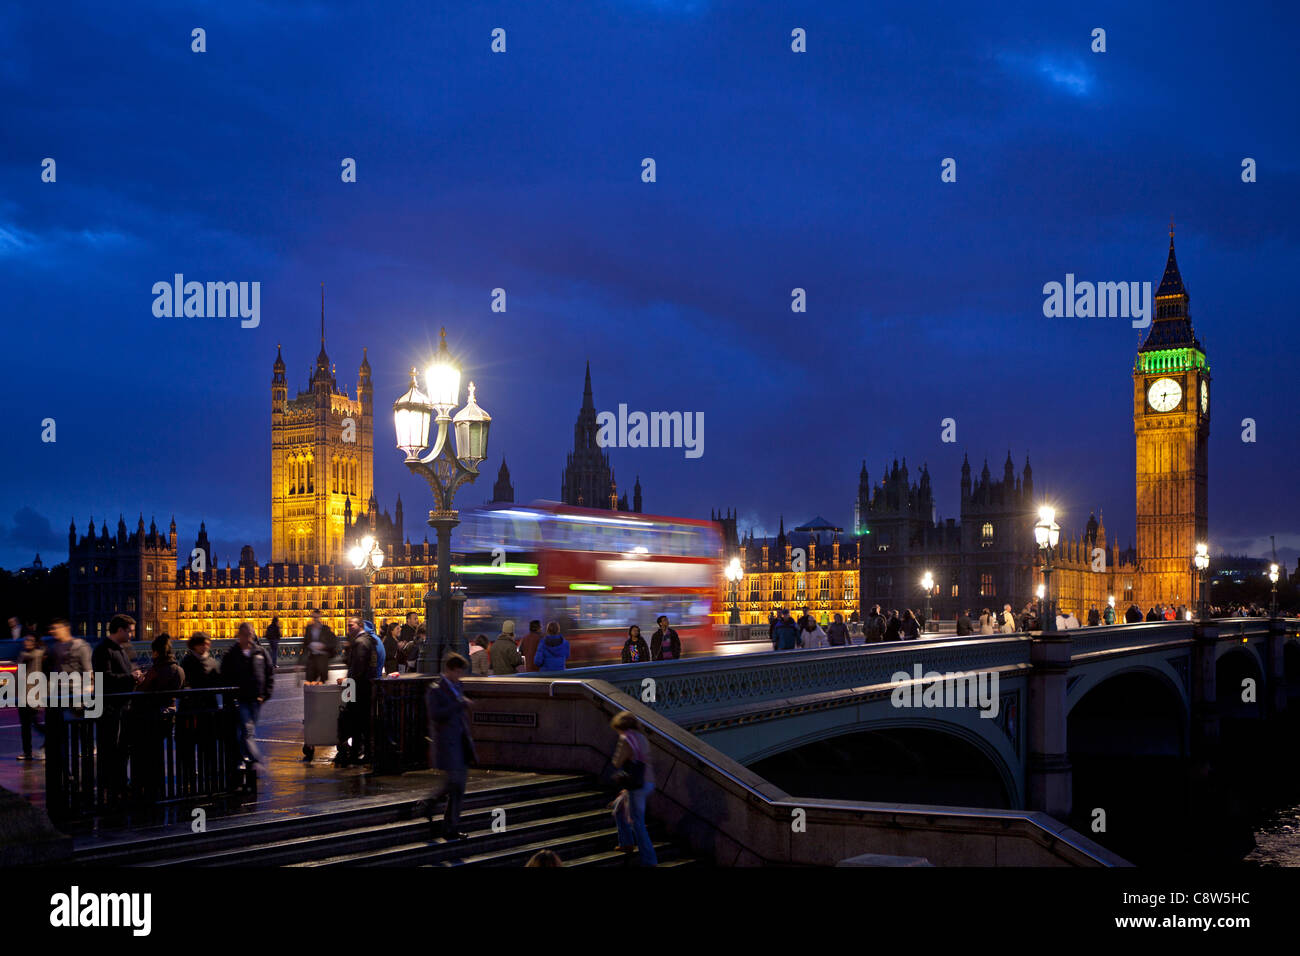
[146,563,154,582]
[127,597,136,612]
[145,597,153,613]
[818,575,829,602]
[332,458,338,494]
[772,577,784,603]
[796,576,806,602]
[876,574,892,593]
[843,580,855,603]
[307,458,314,493]
[980,573,994,596]
[981,523,994,549]
[750,578,760,602]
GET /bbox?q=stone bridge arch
[1065,668,1189,865]
[740,711,1022,811]
[1216,644,1265,721]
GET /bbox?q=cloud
[997,50,1096,98]
[0,506,59,557]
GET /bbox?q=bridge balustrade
[44,687,248,820]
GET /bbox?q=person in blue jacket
[364,619,386,676]
[534,622,571,671]
[772,609,802,651]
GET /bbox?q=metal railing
[44,687,249,820]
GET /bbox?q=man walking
[263,616,282,668]
[650,616,681,661]
[416,653,477,840]
[219,622,275,771]
[45,619,92,687]
[335,616,376,767]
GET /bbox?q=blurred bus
[451,501,723,665]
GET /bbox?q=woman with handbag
[608,710,658,866]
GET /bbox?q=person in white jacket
[1001,604,1017,633]
[803,618,828,649]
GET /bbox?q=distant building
[70,315,433,640]
[851,455,1137,621]
[68,516,178,640]
[560,361,642,513]
[492,459,515,503]
[726,515,860,626]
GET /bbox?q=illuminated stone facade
[722,516,861,626]
[1133,230,1210,607]
[69,330,432,642]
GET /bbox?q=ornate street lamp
[725,557,743,625]
[921,570,934,634]
[393,329,491,673]
[1269,563,1279,618]
[1193,543,1209,622]
[348,534,385,623]
[1034,506,1060,633]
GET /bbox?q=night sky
[2,1,1297,571]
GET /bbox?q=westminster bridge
[443,617,1299,865]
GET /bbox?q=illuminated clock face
[1147,377,1182,412]
[1200,380,1208,413]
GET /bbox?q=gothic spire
[1142,224,1200,352]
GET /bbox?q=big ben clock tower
[1134,227,1210,607]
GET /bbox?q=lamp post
[1034,506,1061,633]
[725,557,743,625]
[1193,543,1209,622]
[1269,563,1279,618]
[348,534,385,623]
[921,571,934,634]
[393,328,491,674]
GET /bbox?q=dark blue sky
[2,0,1297,570]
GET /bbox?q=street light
[393,329,492,673]
[1193,543,1209,621]
[1034,505,1060,633]
[348,534,385,623]
[921,571,934,633]
[725,557,744,625]
[1269,563,1279,618]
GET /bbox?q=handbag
[604,733,648,790]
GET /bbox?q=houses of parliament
[728,232,1211,624]
[67,324,645,641]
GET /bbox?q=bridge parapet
[564,637,1032,723]
[455,676,1128,866]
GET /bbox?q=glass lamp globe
[452,382,492,464]
[393,369,432,459]
[425,328,461,413]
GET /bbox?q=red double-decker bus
[452,501,723,665]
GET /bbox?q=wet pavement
[0,666,561,850]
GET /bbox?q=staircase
[71,774,699,868]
